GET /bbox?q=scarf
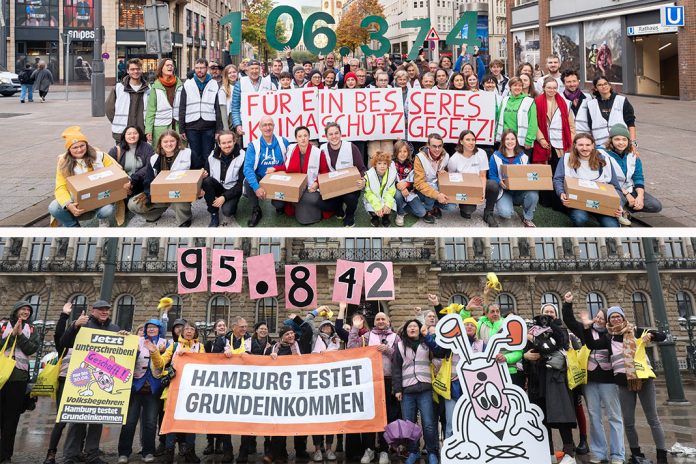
[563,88,583,108]
[533,93,572,163]
[193,73,211,92]
[404,336,421,353]
[592,324,608,334]
[272,340,301,355]
[287,143,313,173]
[159,76,178,106]
[608,319,641,391]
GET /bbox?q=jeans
[416,191,454,213]
[117,390,161,457]
[20,84,33,101]
[63,423,103,463]
[568,208,619,227]
[395,189,426,217]
[619,379,666,450]
[400,389,438,455]
[166,432,195,451]
[48,199,115,227]
[627,191,663,214]
[584,382,625,462]
[496,190,539,220]
[444,397,457,439]
[185,128,216,169]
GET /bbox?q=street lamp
[195,321,215,340]
[677,308,696,375]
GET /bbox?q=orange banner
[160,347,386,436]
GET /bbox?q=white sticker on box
[87,170,113,181]
[169,191,182,199]
[448,173,463,182]
[455,193,468,201]
[81,193,91,200]
[328,170,348,179]
[166,171,187,181]
[269,174,291,182]
[578,179,599,189]
[527,172,540,181]
[274,191,286,200]
[568,194,578,200]
[97,190,111,200]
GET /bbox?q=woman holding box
[129,129,198,227]
[488,129,539,227]
[363,150,397,227]
[48,126,120,227]
[447,130,499,227]
[552,133,624,227]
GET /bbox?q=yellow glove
[486,272,502,291]
[440,303,464,315]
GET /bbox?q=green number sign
[266,5,303,50]
[446,11,479,54]
[303,12,337,55]
[400,18,431,60]
[359,15,390,57]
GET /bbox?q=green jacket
[477,316,523,374]
[145,78,183,135]
[502,93,538,147]
[363,169,396,212]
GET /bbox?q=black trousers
[328,191,360,222]
[0,379,27,461]
[201,176,242,216]
[460,179,499,215]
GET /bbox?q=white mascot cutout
[436,313,550,464]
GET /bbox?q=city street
[7,378,696,463]
[0,88,694,227]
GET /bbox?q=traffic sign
[426,27,440,41]
[143,3,172,54]
[661,6,685,27]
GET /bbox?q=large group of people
[47,53,661,228]
[0,288,672,464]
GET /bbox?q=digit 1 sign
[220,11,242,56]
[285,264,317,309]
[363,261,395,301]
[247,253,279,299]
[177,247,208,294]
[211,249,243,293]
[332,260,364,305]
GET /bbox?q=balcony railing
[297,248,431,262]
[438,257,696,273]
[0,259,284,273]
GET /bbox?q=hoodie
[0,302,40,382]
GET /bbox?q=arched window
[208,296,229,324]
[677,290,694,317]
[21,294,41,322]
[256,297,278,334]
[496,293,516,314]
[541,292,560,309]
[448,294,469,306]
[164,294,182,331]
[69,294,88,321]
[586,291,606,317]
[632,292,651,327]
[115,295,135,331]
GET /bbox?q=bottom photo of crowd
[1,235,696,464]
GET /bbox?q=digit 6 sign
[177,248,208,294]
[285,264,317,309]
[363,261,395,301]
[247,253,279,299]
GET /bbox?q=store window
[63,0,93,29]
[16,0,59,27]
[14,41,59,77]
[119,0,145,29]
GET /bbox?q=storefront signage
[626,24,678,36]
[67,29,94,40]
[661,6,684,27]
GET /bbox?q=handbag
[0,336,18,390]
[431,355,452,400]
[31,349,65,399]
[634,331,656,380]
[566,345,589,390]
[160,364,177,388]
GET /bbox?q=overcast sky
[279,0,321,10]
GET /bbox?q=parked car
[0,65,21,97]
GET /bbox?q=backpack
[18,69,33,84]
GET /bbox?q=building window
[535,238,556,260]
[622,238,642,259]
[490,238,512,260]
[120,238,143,264]
[449,294,468,306]
[30,237,52,262]
[345,238,382,260]
[119,0,145,29]
[212,238,236,250]
[208,295,229,323]
[677,290,694,316]
[115,295,135,331]
[586,291,606,317]
[21,294,41,322]
[496,293,516,314]
[578,237,599,260]
[0,238,5,259]
[75,237,98,264]
[164,294,182,331]
[443,238,466,260]
[632,292,651,327]
[259,238,282,261]
[664,238,685,258]
[69,294,88,320]
[166,238,189,262]
[541,292,559,309]
[256,297,278,334]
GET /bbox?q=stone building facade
[1,236,696,367]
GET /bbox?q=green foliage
[243,0,286,58]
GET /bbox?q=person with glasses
[586,76,637,153]
[413,133,451,224]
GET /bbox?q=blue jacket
[133,318,165,394]
[605,149,645,190]
[243,136,290,191]
[488,150,529,184]
[231,80,243,129]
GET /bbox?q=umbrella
[383,419,422,448]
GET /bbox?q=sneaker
[42,96,46,102]
[610,460,624,464]
[208,213,220,228]
[336,208,345,220]
[618,211,632,226]
[432,206,442,218]
[588,460,603,464]
[522,218,536,227]
[360,448,375,463]
[395,214,405,226]
[381,216,390,227]
[325,450,336,461]
[378,452,389,464]
[559,456,576,464]
[117,457,128,464]
[248,207,263,227]
[421,212,435,224]
[343,217,355,228]
[371,215,381,227]
[20,100,24,103]
[312,450,323,462]
[142,456,155,463]
[405,452,419,464]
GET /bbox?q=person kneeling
[202,130,245,227]
[364,151,397,227]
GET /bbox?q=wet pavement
[7,378,696,463]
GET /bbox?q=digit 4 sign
[332,260,364,305]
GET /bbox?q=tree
[291,50,319,65]
[336,0,385,54]
[242,0,286,61]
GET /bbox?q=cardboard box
[66,165,129,212]
[500,164,553,191]
[564,177,620,216]
[150,169,204,203]
[317,167,363,200]
[259,172,308,203]
[437,171,484,205]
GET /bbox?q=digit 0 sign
[247,253,279,299]
[211,249,244,293]
[332,260,364,305]
[177,248,208,294]
[363,261,395,301]
[285,264,317,309]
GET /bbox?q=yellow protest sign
[57,328,138,425]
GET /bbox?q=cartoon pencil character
[77,360,115,397]
[436,314,549,464]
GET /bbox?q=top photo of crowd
[3,1,690,229]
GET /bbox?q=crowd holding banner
[47,51,661,228]
[0,269,673,464]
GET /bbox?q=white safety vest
[152,88,179,127]
[320,142,354,171]
[251,135,288,171]
[260,74,279,91]
[587,94,627,147]
[291,79,307,89]
[208,149,246,190]
[407,79,421,89]
[496,95,534,145]
[150,148,192,175]
[112,82,150,134]
[238,75,263,93]
[606,150,637,193]
[564,92,592,133]
[285,143,324,186]
[217,87,233,116]
[547,99,572,149]
[416,150,449,190]
[183,78,218,123]
[363,164,397,213]
[561,150,613,184]
[72,151,108,175]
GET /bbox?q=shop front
[14,0,59,75]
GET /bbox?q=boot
[165,449,175,464]
[656,449,668,464]
[575,435,589,455]
[44,450,57,464]
[183,447,200,463]
[483,209,499,227]
[236,448,249,463]
[248,207,263,227]
[155,442,167,457]
[208,212,220,228]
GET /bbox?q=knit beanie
[344,72,357,83]
[462,317,478,328]
[606,306,625,320]
[609,124,630,140]
[292,65,304,76]
[62,126,88,149]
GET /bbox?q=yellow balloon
[486,272,502,291]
